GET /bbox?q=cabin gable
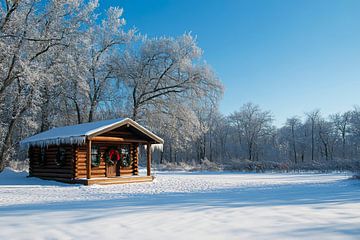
[97,125,155,143]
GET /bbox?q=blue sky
[102,0,360,126]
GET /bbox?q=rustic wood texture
[132,144,139,175]
[147,143,151,176]
[28,176,154,185]
[81,176,154,185]
[91,136,148,144]
[97,124,155,143]
[75,142,140,179]
[86,140,92,179]
[29,145,75,179]
[75,145,87,178]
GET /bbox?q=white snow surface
[0,169,359,240]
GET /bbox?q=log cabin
[20,118,164,185]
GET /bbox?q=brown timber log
[91,136,148,143]
[86,140,92,179]
[147,143,151,176]
[32,172,73,178]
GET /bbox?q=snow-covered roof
[20,118,164,148]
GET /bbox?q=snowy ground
[0,169,359,240]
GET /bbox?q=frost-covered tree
[84,7,134,122]
[114,34,223,121]
[317,119,337,161]
[146,102,202,163]
[349,107,360,158]
[306,110,321,161]
[0,0,100,170]
[330,111,351,159]
[52,5,134,123]
[229,103,274,161]
[281,117,302,163]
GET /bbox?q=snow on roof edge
[20,136,86,149]
[20,118,164,149]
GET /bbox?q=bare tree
[306,110,321,161]
[0,0,99,170]
[318,119,336,161]
[330,112,351,158]
[285,117,302,163]
[114,34,223,121]
[229,103,274,161]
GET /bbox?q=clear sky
[102,0,360,126]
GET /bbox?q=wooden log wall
[74,142,140,179]
[75,145,89,179]
[29,145,75,179]
[132,143,139,175]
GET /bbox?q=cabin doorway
[106,161,123,177]
[105,149,121,177]
[106,162,117,177]
[105,145,130,177]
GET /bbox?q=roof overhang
[88,118,164,144]
[20,118,164,148]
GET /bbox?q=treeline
[1,1,359,172]
[160,103,360,172]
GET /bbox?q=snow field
[0,169,359,239]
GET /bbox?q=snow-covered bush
[287,159,360,172]
[196,158,222,171]
[7,160,29,172]
[155,159,222,172]
[223,159,289,172]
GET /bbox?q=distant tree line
[1,1,359,172]
[166,103,360,171]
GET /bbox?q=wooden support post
[147,143,151,176]
[87,139,92,179]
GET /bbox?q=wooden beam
[87,139,92,179]
[88,118,164,144]
[147,143,151,176]
[91,136,150,144]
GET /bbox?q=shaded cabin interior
[24,118,163,185]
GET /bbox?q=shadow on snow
[1,178,359,215]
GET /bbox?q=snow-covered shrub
[287,159,360,172]
[7,160,29,172]
[194,158,222,171]
[351,174,360,180]
[155,161,194,171]
[223,159,289,172]
[155,159,222,172]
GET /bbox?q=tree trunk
[160,148,164,164]
[132,108,137,121]
[291,125,297,164]
[88,101,96,122]
[0,162,4,173]
[40,87,50,132]
[0,117,17,167]
[311,121,315,161]
[169,144,173,163]
[74,100,82,124]
[248,141,253,161]
[324,143,329,161]
[342,132,346,159]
